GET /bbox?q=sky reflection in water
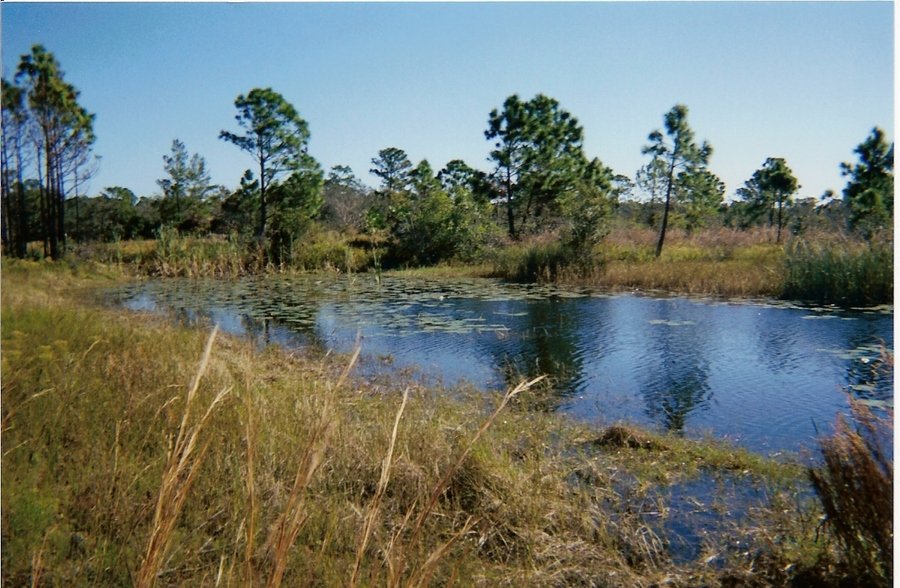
[110,274,893,456]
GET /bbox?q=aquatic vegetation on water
[107,271,893,456]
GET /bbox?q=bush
[290,232,377,272]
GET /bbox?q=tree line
[1,45,893,264]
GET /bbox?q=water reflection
[638,303,711,433]
[494,299,584,411]
[106,275,893,454]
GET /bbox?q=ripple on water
[107,275,893,455]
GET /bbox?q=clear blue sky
[2,2,894,202]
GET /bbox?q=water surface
[108,274,893,456]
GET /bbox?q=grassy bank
[73,226,892,306]
[488,227,892,305]
[2,260,879,586]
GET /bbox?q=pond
[108,273,893,457]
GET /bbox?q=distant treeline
[2,45,893,266]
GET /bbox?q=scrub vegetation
[1,261,892,586]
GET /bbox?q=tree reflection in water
[638,311,711,434]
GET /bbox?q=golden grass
[597,257,783,298]
[136,327,231,588]
[350,387,408,588]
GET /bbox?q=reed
[783,239,893,306]
[149,227,261,277]
[490,238,600,283]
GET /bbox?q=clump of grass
[289,230,378,273]
[809,399,893,585]
[149,227,261,277]
[783,238,893,306]
[491,237,601,283]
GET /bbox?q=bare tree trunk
[655,158,677,259]
[776,196,784,244]
[505,167,516,240]
[1,138,12,254]
[14,141,28,257]
[56,158,66,256]
[257,158,267,247]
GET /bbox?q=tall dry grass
[136,327,231,588]
[809,398,893,585]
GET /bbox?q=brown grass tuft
[809,398,893,585]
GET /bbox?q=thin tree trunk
[56,159,66,256]
[14,144,27,257]
[258,158,267,246]
[776,196,784,244]
[46,147,59,260]
[505,166,516,240]
[1,139,11,254]
[1,181,11,254]
[36,145,49,258]
[655,159,677,259]
[15,178,27,257]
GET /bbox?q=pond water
[108,274,893,457]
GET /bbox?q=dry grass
[136,327,231,588]
[809,399,893,585]
[264,344,359,588]
[350,387,409,588]
[597,257,783,298]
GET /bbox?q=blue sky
[1,2,893,202]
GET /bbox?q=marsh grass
[489,228,784,295]
[1,259,873,586]
[809,399,893,585]
[489,227,891,304]
[783,238,893,306]
[72,225,892,305]
[288,230,380,273]
[490,237,602,283]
